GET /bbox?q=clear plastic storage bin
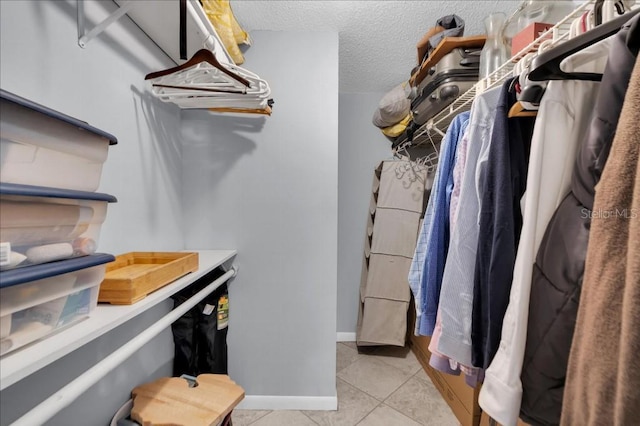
[0,254,115,356]
[0,183,117,270]
[0,89,117,192]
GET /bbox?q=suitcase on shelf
[411,47,480,126]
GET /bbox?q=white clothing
[478,37,613,426]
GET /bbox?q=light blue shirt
[408,111,469,336]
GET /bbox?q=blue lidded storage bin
[0,254,115,356]
[0,89,117,191]
[0,183,117,270]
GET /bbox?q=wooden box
[99,252,199,304]
[511,22,553,56]
[480,411,531,426]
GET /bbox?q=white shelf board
[403,0,597,149]
[0,249,237,391]
[112,0,234,66]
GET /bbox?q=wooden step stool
[131,374,245,426]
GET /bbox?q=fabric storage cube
[376,160,428,213]
[0,253,115,355]
[370,208,421,258]
[364,254,412,301]
[0,183,117,270]
[0,89,117,191]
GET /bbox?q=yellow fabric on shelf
[381,114,412,138]
[202,0,250,65]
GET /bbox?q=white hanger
[160,96,271,110]
[603,0,636,23]
[515,39,554,111]
[149,64,271,98]
[145,48,273,110]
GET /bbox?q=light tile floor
[232,342,460,426]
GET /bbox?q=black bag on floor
[171,268,229,376]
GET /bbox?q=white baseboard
[336,332,356,342]
[236,395,338,411]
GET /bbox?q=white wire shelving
[403,0,597,149]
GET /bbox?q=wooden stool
[131,374,244,426]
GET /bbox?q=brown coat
[560,55,640,425]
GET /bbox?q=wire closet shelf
[403,0,596,149]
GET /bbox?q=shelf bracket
[431,127,447,139]
[77,0,137,48]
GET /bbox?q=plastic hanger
[508,101,538,118]
[594,0,605,26]
[528,9,640,82]
[149,62,270,98]
[508,51,540,117]
[145,48,251,87]
[160,97,272,109]
[208,106,272,116]
[148,61,272,109]
[151,83,245,94]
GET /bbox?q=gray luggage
[411,47,481,125]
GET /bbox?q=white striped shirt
[436,86,501,366]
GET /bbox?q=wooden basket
[99,252,199,305]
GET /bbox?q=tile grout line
[333,377,383,426]
[245,410,272,425]
[381,371,430,426]
[381,363,420,403]
[379,402,426,426]
[336,342,370,374]
[354,400,384,426]
[300,410,321,425]
[338,357,416,407]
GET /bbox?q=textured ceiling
[231,1,523,93]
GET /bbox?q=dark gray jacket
[520,14,640,426]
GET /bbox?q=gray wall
[182,31,339,402]
[2,1,340,419]
[0,1,182,424]
[337,93,392,335]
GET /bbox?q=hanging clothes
[409,111,469,337]
[435,86,501,367]
[560,53,640,426]
[478,36,615,426]
[428,125,483,387]
[521,18,638,426]
[470,78,536,369]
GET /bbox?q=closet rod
[187,0,217,55]
[10,266,237,426]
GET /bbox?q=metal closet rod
[76,0,223,61]
[11,266,238,426]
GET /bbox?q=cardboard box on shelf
[480,411,531,426]
[511,22,553,56]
